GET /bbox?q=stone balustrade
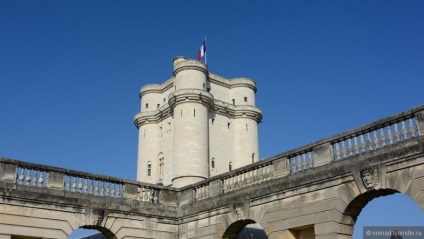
[1,105,424,205]
[188,105,424,202]
[0,158,164,204]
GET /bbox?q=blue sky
[1,1,423,238]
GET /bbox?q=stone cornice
[209,73,257,92]
[134,106,172,128]
[173,65,208,77]
[168,89,214,110]
[212,100,263,123]
[139,78,174,98]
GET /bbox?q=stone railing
[0,158,166,204]
[185,105,424,202]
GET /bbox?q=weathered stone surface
[0,163,17,183]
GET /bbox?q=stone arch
[222,219,268,239]
[337,163,424,238]
[342,189,398,224]
[74,225,117,239]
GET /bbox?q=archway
[68,226,116,239]
[222,220,268,239]
[343,190,424,239]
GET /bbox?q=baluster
[334,143,341,160]
[83,178,88,193]
[18,168,25,185]
[38,171,44,187]
[367,132,373,151]
[100,182,104,196]
[153,189,158,203]
[347,138,353,156]
[89,179,94,194]
[32,170,37,186]
[72,177,77,192]
[380,128,387,146]
[301,154,307,170]
[25,168,31,185]
[77,177,83,192]
[117,184,122,197]
[401,120,408,139]
[387,124,394,144]
[105,182,110,196]
[360,135,366,152]
[111,183,115,197]
[409,118,416,137]
[341,140,347,158]
[354,136,360,154]
[373,130,380,149]
[394,122,401,142]
[94,181,99,195]
[291,158,296,173]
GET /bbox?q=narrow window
[157,104,160,108]
[163,98,166,102]
[229,162,233,172]
[194,108,196,117]
[159,158,164,179]
[246,123,248,131]
[203,83,205,89]
[147,162,152,177]
[181,109,183,117]
[211,158,215,169]
[211,118,215,125]
[232,99,235,105]
[228,122,230,129]
[252,153,255,163]
[145,103,149,109]
[244,97,247,102]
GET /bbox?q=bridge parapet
[183,105,424,203]
[0,158,171,204]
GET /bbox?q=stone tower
[134,57,262,187]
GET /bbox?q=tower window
[157,104,160,108]
[145,103,149,109]
[229,162,233,172]
[158,157,164,179]
[232,99,235,105]
[211,158,215,169]
[211,118,215,125]
[203,83,205,89]
[194,108,196,117]
[246,123,248,131]
[147,162,152,177]
[244,97,247,102]
[163,98,166,102]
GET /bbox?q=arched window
[147,162,152,177]
[229,162,233,172]
[211,158,216,170]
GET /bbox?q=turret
[169,57,213,187]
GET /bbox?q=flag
[197,40,206,60]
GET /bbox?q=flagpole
[204,36,207,65]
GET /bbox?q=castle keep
[134,57,262,187]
